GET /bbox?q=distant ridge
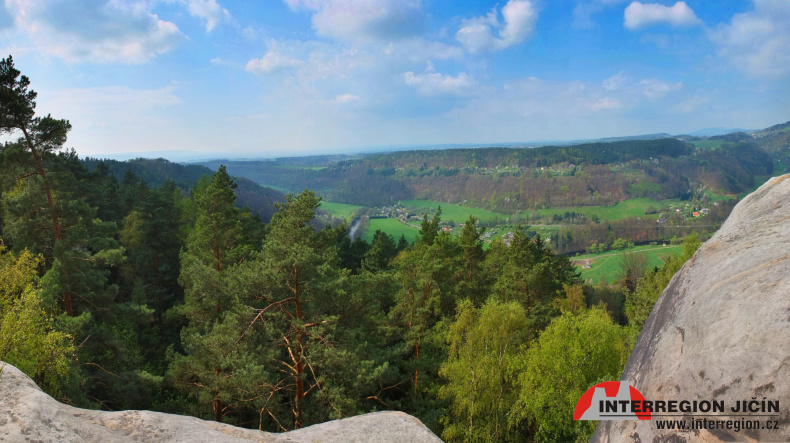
[573,133,672,144]
[683,127,753,137]
[93,150,231,163]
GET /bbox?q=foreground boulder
[0,363,441,442]
[594,174,790,442]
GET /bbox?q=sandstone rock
[0,363,441,442]
[593,174,790,442]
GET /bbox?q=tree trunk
[293,266,304,429]
[414,334,421,397]
[214,398,222,422]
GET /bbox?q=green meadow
[524,198,674,221]
[401,199,509,223]
[702,190,735,203]
[573,244,684,284]
[319,201,364,219]
[362,218,420,244]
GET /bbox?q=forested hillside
[81,157,285,223]
[202,137,773,211]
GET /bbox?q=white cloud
[402,70,474,96]
[639,78,682,98]
[284,0,425,41]
[241,26,260,41]
[456,0,538,53]
[590,97,622,110]
[624,2,701,30]
[182,0,231,32]
[335,93,360,103]
[5,0,185,64]
[708,0,790,78]
[602,70,628,90]
[246,50,303,75]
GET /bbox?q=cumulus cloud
[241,26,260,41]
[5,0,184,64]
[708,0,790,78]
[602,70,628,90]
[335,93,360,104]
[624,1,701,30]
[456,0,538,53]
[283,0,424,41]
[246,50,303,75]
[639,78,682,98]
[402,70,474,96]
[182,0,232,32]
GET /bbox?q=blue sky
[1,0,788,158]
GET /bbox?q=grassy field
[401,199,509,224]
[280,165,327,171]
[572,244,684,284]
[319,201,364,219]
[702,190,735,203]
[404,195,742,225]
[362,218,420,243]
[525,198,677,221]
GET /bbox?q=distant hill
[684,127,753,137]
[583,133,672,143]
[753,121,790,157]
[81,157,285,222]
[197,137,774,212]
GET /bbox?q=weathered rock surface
[0,363,441,442]
[593,174,790,442]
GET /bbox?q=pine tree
[388,231,461,428]
[417,206,442,246]
[244,190,378,429]
[0,56,70,246]
[362,229,397,272]
[169,166,262,423]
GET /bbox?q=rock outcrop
[593,174,790,442]
[0,363,441,442]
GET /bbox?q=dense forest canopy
[81,157,286,223]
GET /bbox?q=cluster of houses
[377,204,418,221]
[658,203,710,223]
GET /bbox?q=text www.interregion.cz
[655,417,780,432]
